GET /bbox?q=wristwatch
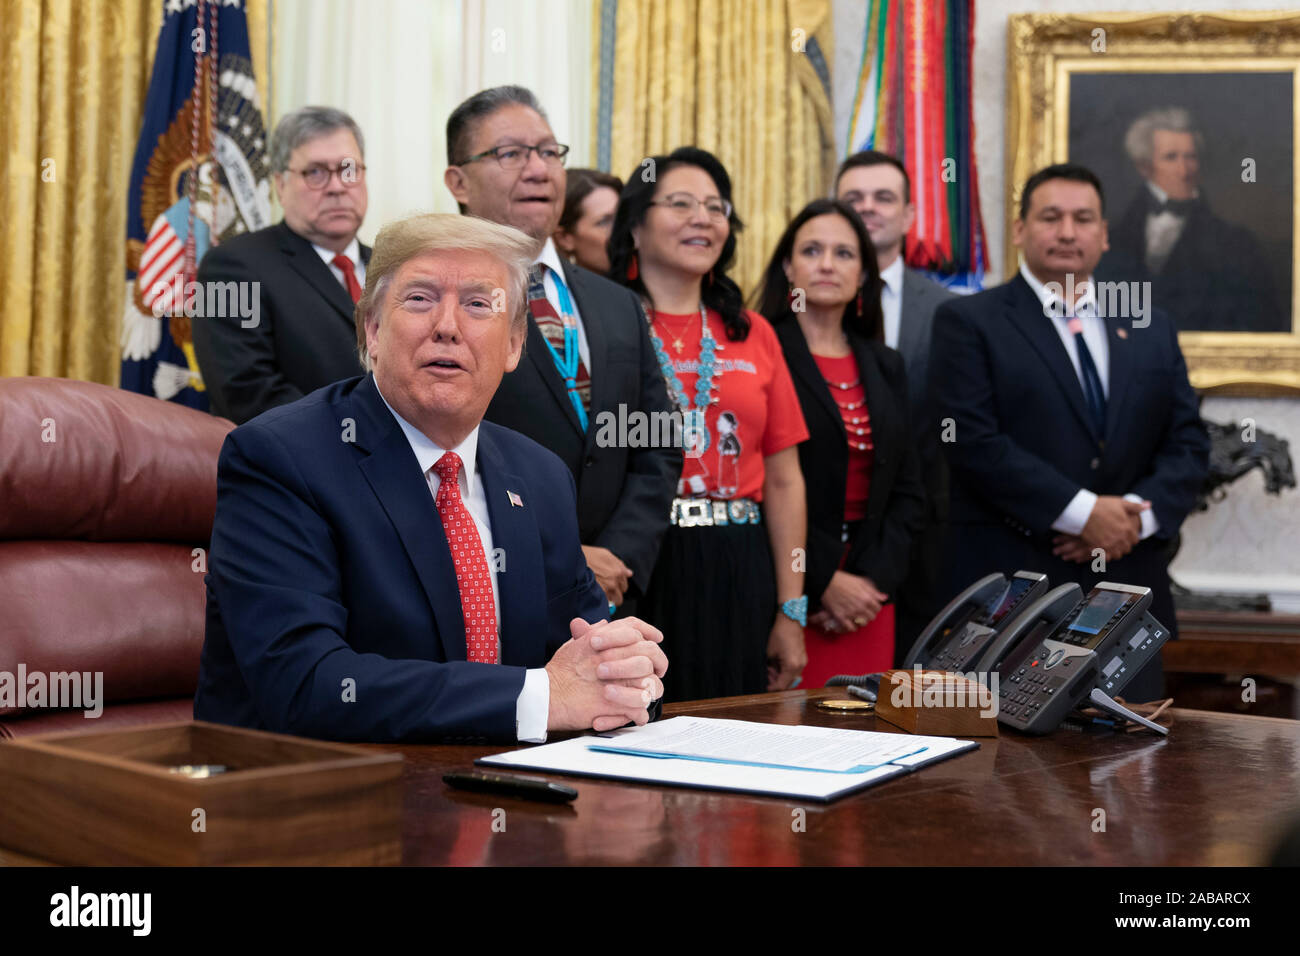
[779,595,808,627]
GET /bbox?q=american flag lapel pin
[1117,327,1129,340]
[507,490,524,508]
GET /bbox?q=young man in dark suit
[194,214,667,742]
[930,163,1209,700]
[835,151,956,655]
[192,106,372,423]
[443,86,679,612]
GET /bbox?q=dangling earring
[856,289,864,317]
[787,280,795,306]
[704,268,714,290]
[627,251,639,281]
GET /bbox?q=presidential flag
[120,0,271,407]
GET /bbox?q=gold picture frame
[1007,11,1300,394]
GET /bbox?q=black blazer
[774,317,926,610]
[192,221,371,424]
[929,273,1209,637]
[483,261,680,591]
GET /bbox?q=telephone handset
[900,570,1049,673]
[975,581,1172,735]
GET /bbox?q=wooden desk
[1170,609,1300,678]
[2,692,1296,866]
[368,690,1300,866]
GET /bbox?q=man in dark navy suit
[930,164,1208,700]
[194,213,667,742]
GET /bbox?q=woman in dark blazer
[757,199,926,685]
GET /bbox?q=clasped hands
[808,571,888,633]
[1053,494,1150,564]
[546,616,668,732]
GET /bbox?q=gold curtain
[605,0,834,298]
[0,0,268,386]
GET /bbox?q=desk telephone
[901,571,1049,672]
[974,581,1172,735]
[829,575,1173,735]
[829,571,1047,704]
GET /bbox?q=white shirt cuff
[1052,489,1097,536]
[1124,493,1159,540]
[515,668,550,743]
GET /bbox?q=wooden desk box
[873,669,1000,737]
[0,720,402,865]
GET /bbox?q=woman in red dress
[757,199,926,686]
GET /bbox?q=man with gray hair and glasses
[1099,105,1283,332]
[193,105,373,423]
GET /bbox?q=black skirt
[641,520,776,702]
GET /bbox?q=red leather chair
[0,377,233,737]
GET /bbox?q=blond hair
[355,213,534,371]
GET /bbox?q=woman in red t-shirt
[756,199,926,686]
[607,147,810,701]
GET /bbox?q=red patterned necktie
[332,253,363,304]
[431,451,499,664]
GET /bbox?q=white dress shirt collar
[1145,180,1199,206]
[372,373,480,495]
[1019,262,1097,317]
[535,236,566,278]
[313,236,363,271]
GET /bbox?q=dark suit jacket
[1100,188,1285,332]
[484,261,680,593]
[896,266,958,426]
[891,268,957,649]
[930,273,1209,643]
[774,318,926,610]
[193,374,608,743]
[192,221,371,424]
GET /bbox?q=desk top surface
[367,690,1300,866]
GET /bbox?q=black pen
[444,770,578,804]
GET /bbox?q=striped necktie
[528,265,591,413]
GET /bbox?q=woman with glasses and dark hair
[554,169,623,274]
[756,199,925,686]
[607,146,810,701]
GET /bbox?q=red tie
[332,253,362,304]
[432,452,499,664]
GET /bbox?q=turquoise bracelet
[780,595,808,627]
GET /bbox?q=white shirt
[374,375,550,742]
[1018,264,1158,542]
[879,254,905,350]
[1143,181,1193,275]
[312,237,367,293]
[535,237,591,370]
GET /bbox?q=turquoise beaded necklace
[646,302,720,455]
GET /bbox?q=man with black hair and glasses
[443,86,678,615]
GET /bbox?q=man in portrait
[1099,106,1286,332]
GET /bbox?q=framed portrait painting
[1007,12,1300,394]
